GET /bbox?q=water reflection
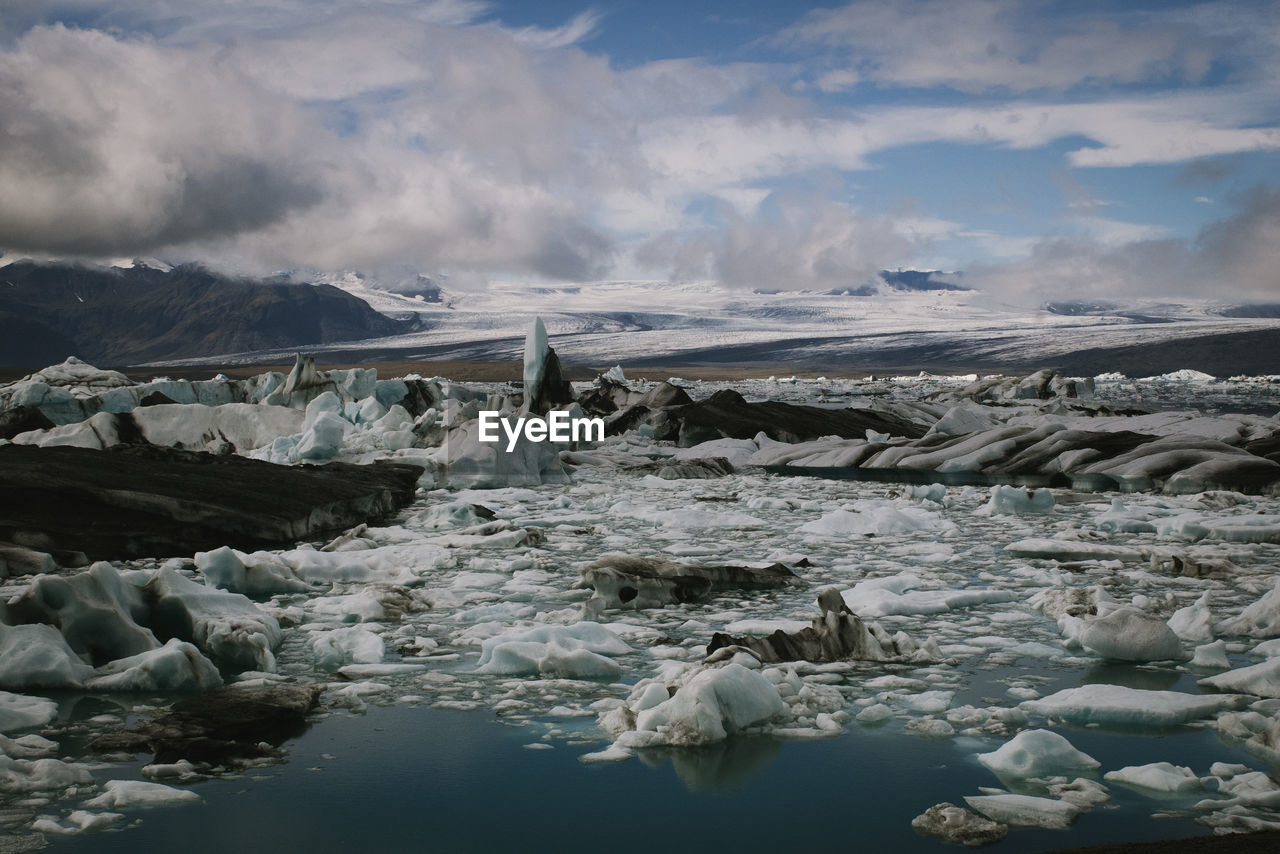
[1081,661,1182,692]
[636,735,783,791]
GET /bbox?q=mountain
[826,270,969,296]
[0,261,409,367]
[877,270,970,292]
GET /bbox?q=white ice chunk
[1217,578,1280,639]
[1022,684,1246,727]
[445,419,571,489]
[1103,762,1204,794]
[1168,593,1215,643]
[295,410,350,461]
[631,663,788,746]
[85,639,222,692]
[30,809,124,835]
[841,574,1014,618]
[476,622,631,678]
[83,779,201,808]
[964,794,1080,829]
[523,316,549,406]
[800,503,955,537]
[312,626,385,670]
[0,691,58,733]
[147,567,282,672]
[1078,608,1186,662]
[196,546,311,596]
[1198,658,1280,699]
[0,756,93,793]
[983,485,1054,516]
[0,623,93,689]
[977,729,1100,779]
[1005,538,1143,562]
[1191,640,1231,670]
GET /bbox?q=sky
[1,0,1278,303]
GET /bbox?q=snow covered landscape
[151,274,1280,379]
[2,330,1280,851]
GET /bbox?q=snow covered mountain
[226,270,1280,378]
[4,257,1278,376]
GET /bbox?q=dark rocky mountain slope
[0,261,408,366]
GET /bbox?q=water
[40,699,1256,854]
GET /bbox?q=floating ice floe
[29,809,124,835]
[963,793,1081,829]
[1216,578,1280,638]
[0,755,94,794]
[799,502,956,537]
[1168,593,1215,642]
[1077,608,1187,662]
[976,729,1100,780]
[196,546,312,596]
[1103,762,1205,795]
[1004,537,1144,562]
[147,567,283,672]
[312,626,386,670]
[981,485,1055,515]
[84,639,223,692]
[0,691,59,734]
[476,622,631,678]
[83,779,201,809]
[1198,658,1280,699]
[840,574,1014,618]
[1022,684,1248,727]
[598,657,845,751]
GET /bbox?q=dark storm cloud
[0,25,329,256]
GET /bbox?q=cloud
[1175,156,1241,185]
[1193,186,1280,298]
[510,8,603,50]
[964,187,1280,303]
[636,192,914,291]
[0,13,624,279]
[780,0,1220,93]
[0,25,327,256]
[638,94,1280,204]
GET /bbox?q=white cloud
[964,188,1280,302]
[780,0,1219,93]
[814,68,859,92]
[1067,216,1169,246]
[510,8,603,50]
[636,193,914,291]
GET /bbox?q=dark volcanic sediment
[0,444,423,560]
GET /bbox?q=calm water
[44,699,1260,854]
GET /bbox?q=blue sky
[1,0,1277,301]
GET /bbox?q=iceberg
[1022,684,1246,727]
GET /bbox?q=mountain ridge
[0,260,409,367]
